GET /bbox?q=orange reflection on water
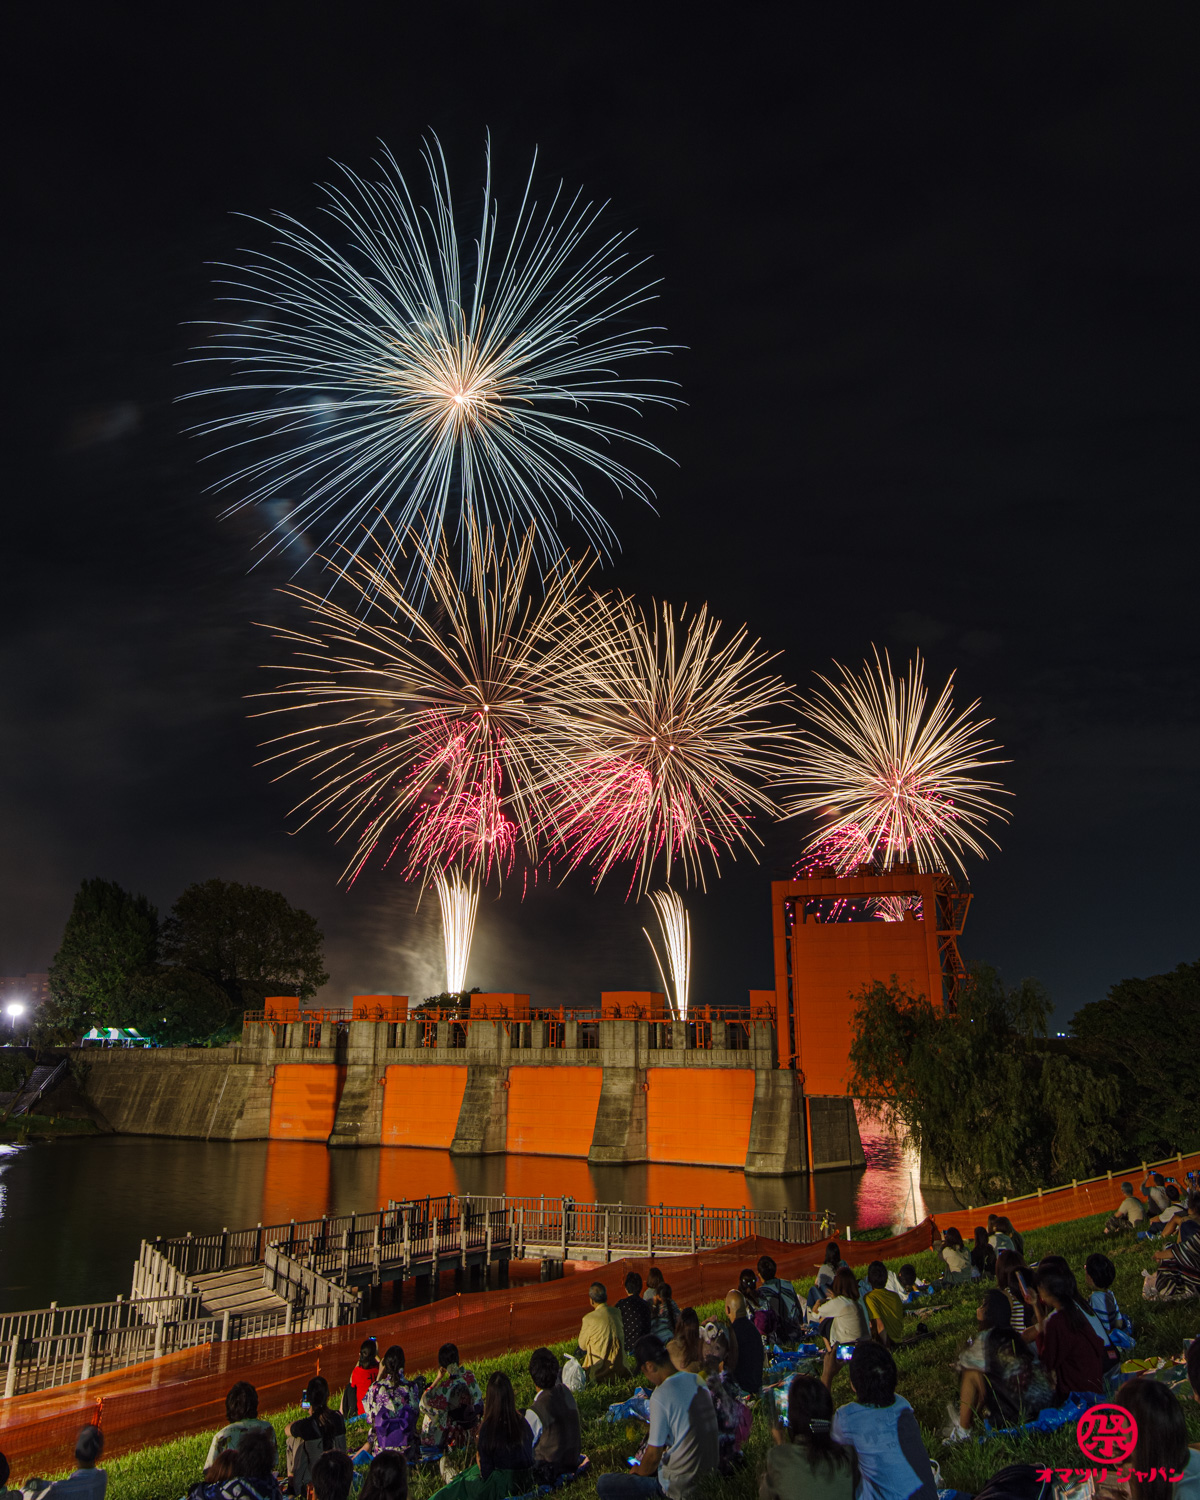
[260,1140,332,1225]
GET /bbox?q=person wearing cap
[1104,1182,1146,1234]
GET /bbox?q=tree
[1070,959,1199,1159]
[847,964,1116,1206]
[46,878,160,1037]
[125,966,234,1048]
[160,880,329,1014]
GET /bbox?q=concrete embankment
[72,1016,866,1174]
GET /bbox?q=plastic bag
[561,1355,587,1392]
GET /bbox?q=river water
[0,1118,954,1313]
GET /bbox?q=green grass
[0,1113,97,1140]
[28,1213,1200,1499]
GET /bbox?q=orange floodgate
[505,1065,603,1156]
[381,1065,469,1149]
[268,1064,346,1141]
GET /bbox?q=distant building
[0,973,50,1007]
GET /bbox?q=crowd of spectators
[4,1184,1197,1500]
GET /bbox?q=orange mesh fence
[5,1169,1167,1480]
[928,1149,1200,1238]
[2,1227,944,1474]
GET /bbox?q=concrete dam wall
[79,1016,864,1176]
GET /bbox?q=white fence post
[4,1334,19,1399]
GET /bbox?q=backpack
[341,1380,359,1418]
[759,1279,804,1343]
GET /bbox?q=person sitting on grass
[971,1227,997,1279]
[206,1382,279,1472]
[596,1334,719,1500]
[739,1268,773,1338]
[649,1283,680,1345]
[618,1272,653,1365]
[761,1372,857,1500]
[419,1344,484,1470]
[1111,1376,1200,1498]
[218,1429,282,1500]
[362,1345,421,1459]
[933,1226,973,1284]
[831,1343,937,1500]
[1159,1188,1200,1246]
[757,1255,804,1342]
[1023,1266,1106,1401]
[946,1290,1054,1442]
[344,1339,379,1419]
[1104,1181,1146,1235]
[995,1252,1038,1341]
[527,1347,581,1486]
[864,1261,906,1349]
[642,1266,665,1305]
[807,1243,846,1310]
[667,1307,704,1373]
[357,1450,408,1500]
[1141,1170,1170,1215]
[1035,1255,1118,1369]
[309,1451,355,1500]
[29,1425,107,1499]
[431,1370,533,1500]
[813,1267,869,1389]
[576,1281,626,1384]
[186,1446,244,1500]
[886,1264,919,1301]
[994,1216,1024,1260]
[1147,1183,1186,1236]
[986,1215,1015,1255]
[287,1378,348,1497]
[725,1288,765,1395]
[1083,1254,1132,1346]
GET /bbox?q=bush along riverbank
[20,1210,1199,1500]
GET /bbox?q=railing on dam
[240,1004,777,1050]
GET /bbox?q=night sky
[6,6,1198,1022]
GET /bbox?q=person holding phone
[287,1378,348,1496]
[831,1344,937,1500]
[812,1268,868,1391]
[761,1373,857,1500]
[596,1335,718,1499]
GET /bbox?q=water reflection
[0,1116,957,1312]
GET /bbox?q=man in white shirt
[1104,1182,1146,1234]
[596,1335,719,1500]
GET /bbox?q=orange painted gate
[268,1065,345,1141]
[381,1065,468,1149]
[505,1065,602,1156]
[645,1068,755,1166]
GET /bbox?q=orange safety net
[0,1226,939,1476]
[928,1150,1200,1238]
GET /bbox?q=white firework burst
[643,887,691,1021]
[185,135,675,588]
[784,647,1010,878]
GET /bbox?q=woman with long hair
[807,1242,844,1309]
[934,1226,973,1284]
[1025,1267,1105,1400]
[359,1448,409,1500]
[667,1307,704,1372]
[949,1289,1053,1438]
[814,1267,869,1390]
[1114,1377,1200,1500]
[286,1375,348,1494]
[970,1227,996,1279]
[346,1337,379,1417]
[432,1370,533,1498]
[761,1373,857,1500]
[362,1344,421,1458]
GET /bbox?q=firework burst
[256,524,589,886]
[436,869,479,993]
[547,595,799,895]
[784,647,1010,879]
[643,888,691,1021]
[185,136,675,589]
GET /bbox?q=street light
[6,1002,25,1034]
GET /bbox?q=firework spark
[185,136,675,589]
[547,595,798,895]
[435,869,478,993]
[257,525,588,885]
[643,888,691,1021]
[784,647,1010,878]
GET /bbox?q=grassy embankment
[24,1212,1200,1499]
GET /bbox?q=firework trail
[256,524,589,886]
[436,869,479,993]
[643,888,691,1021]
[784,647,1010,879]
[185,136,676,590]
[547,594,799,896]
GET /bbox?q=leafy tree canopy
[125,966,234,1048]
[1069,959,1199,1158]
[46,878,160,1036]
[847,963,1117,1206]
[160,879,329,1013]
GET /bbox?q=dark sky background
[5,5,1197,1022]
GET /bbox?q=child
[1084,1253,1134,1350]
[885,1264,920,1302]
[864,1261,906,1348]
[807,1242,846,1310]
